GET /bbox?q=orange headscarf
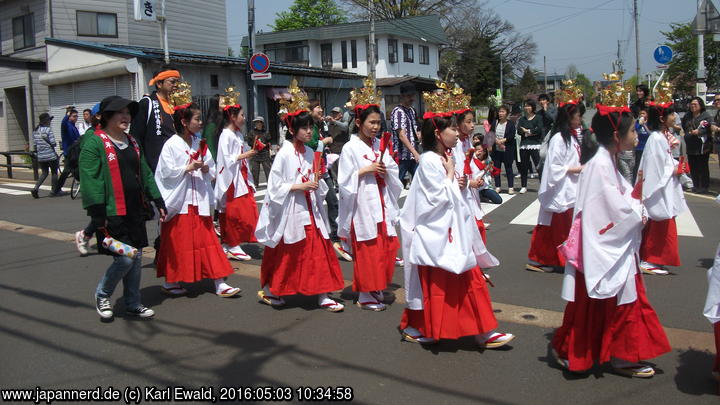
[148,70,180,86]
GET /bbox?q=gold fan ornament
[346,75,382,113]
[170,81,193,111]
[219,86,241,110]
[279,78,310,116]
[422,81,472,119]
[555,79,583,106]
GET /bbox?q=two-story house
[0,0,228,154]
[248,15,448,117]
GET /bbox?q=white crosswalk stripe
[509,198,703,237]
[0,182,71,194]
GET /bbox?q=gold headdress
[346,75,382,113]
[220,86,241,110]
[555,79,583,106]
[598,71,633,110]
[422,81,471,119]
[652,80,673,105]
[279,78,310,116]
[169,81,193,111]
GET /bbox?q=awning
[265,87,291,100]
[39,58,139,86]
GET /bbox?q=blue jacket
[60,115,81,157]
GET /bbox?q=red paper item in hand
[631,178,643,200]
[491,166,501,177]
[463,148,475,175]
[191,139,208,160]
[678,156,690,174]
[254,138,266,151]
[312,151,323,180]
[379,131,392,157]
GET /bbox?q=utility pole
[247,0,256,123]
[697,0,707,97]
[161,0,169,64]
[543,56,547,92]
[634,0,640,80]
[368,0,376,79]
[499,56,503,100]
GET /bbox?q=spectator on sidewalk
[77,108,93,135]
[249,116,272,185]
[55,107,81,195]
[30,113,59,199]
[391,85,421,188]
[327,106,350,181]
[683,96,714,193]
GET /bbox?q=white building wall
[50,0,130,45]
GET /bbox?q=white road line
[481,193,515,215]
[0,182,70,192]
[0,187,28,196]
[510,198,704,237]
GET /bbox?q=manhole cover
[521,314,537,320]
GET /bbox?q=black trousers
[688,153,710,190]
[34,159,59,193]
[491,149,514,189]
[519,149,541,188]
[323,173,340,241]
[55,156,71,193]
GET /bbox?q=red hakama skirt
[528,209,573,267]
[476,219,487,244]
[400,266,497,341]
[714,322,720,373]
[551,271,671,372]
[260,200,345,296]
[351,222,399,292]
[220,168,259,246]
[156,205,234,283]
[640,217,680,266]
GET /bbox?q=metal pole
[368,0,376,79]
[247,0,256,124]
[499,56,503,100]
[161,0,169,64]
[543,56,547,92]
[634,0,640,80]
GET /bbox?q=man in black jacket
[130,67,180,173]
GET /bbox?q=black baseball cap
[39,113,54,123]
[99,96,139,117]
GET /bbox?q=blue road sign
[653,46,673,65]
[249,53,270,74]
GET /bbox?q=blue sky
[226,0,701,81]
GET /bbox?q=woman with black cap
[80,96,167,320]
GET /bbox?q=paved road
[0,170,719,404]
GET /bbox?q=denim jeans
[398,159,417,186]
[95,254,143,310]
[34,159,59,193]
[480,188,503,204]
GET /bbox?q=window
[12,14,35,51]
[388,39,398,64]
[350,40,357,68]
[341,40,348,69]
[77,11,118,37]
[265,41,309,65]
[403,43,414,63]
[419,45,429,65]
[210,74,219,88]
[321,43,333,69]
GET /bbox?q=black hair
[454,109,476,134]
[497,104,510,117]
[83,108,91,114]
[173,103,201,134]
[580,130,598,165]
[688,96,706,113]
[285,111,313,140]
[221,105,243,130]
[524,99,537,113]
[421,115,455,154]
[583,110,634,162]
[646,104,675,132]
[354,105,382,134]
[99,111,115,128]
[551,104,581,146]
[636,84,649,99]
[69,109,78,115]
[538,94,550,102]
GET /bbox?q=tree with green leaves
[574,73,595,104]
[508,66,539,102]
[661,22,719,95]
[272,0,348,32]
[342,0,473,21]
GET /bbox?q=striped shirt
[391,105,419,160]
[33,126,58,162]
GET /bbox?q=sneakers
[514,173,521,179]
[333,241,353,261]
[508,188,515,195]
[223,244,252,261]
[75,231,90,256]
[126,305,155,318]
[529,173,538,179]
[95,296,113,319]
[519,187,527,194]
[30,189,39,199]
[494,187,501,193]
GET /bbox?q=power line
[511,0,623,11]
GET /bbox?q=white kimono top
[452,136,485,220]
[400,152,499,310]
[561,146,644,305]
[155,135,215,221]
[637,130,688,220]
[255,141,330,248]
[703,195,720,324]
[537,133,581,225]
[337,135,403,242]
[214,128,256,212]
